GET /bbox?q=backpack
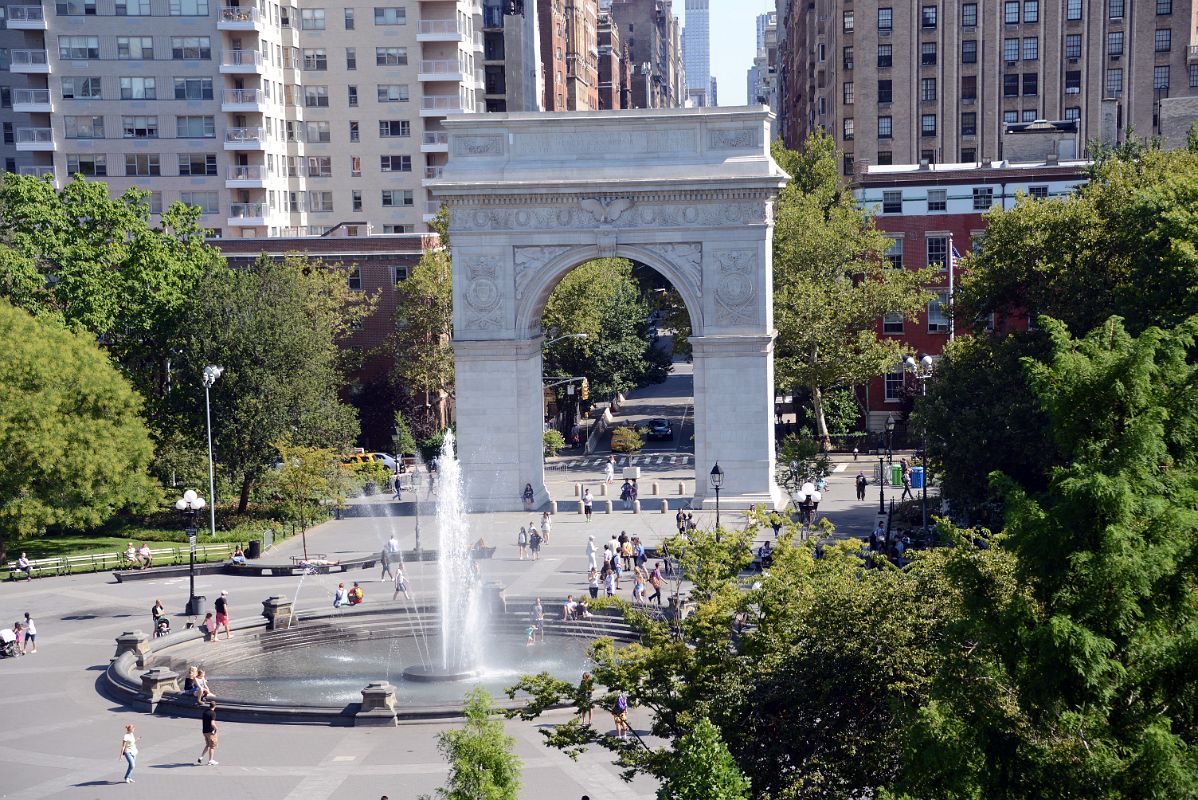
[616,694,628,712]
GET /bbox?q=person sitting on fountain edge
[348,582,364,605]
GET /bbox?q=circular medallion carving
[515,210,532,227]
[472,211,489,228]
[717,274,753,307]
[466,277,501,311]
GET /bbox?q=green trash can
[890,463,903,486]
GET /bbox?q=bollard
[578,500,586,515]
[632,499,641,514]
[574,483,581,496]
[604,499,613,514]
[678,481,685,496]
[356,681,398,727]
[660,499,669,513]
[262,595,294,630]
[652,480,660,495]
[549,500,558,514]
[600,484,607,496]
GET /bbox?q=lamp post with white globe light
[790,481,822,539]
[905,354,935,533]
[175,489,207,616]
[202,365,223,538]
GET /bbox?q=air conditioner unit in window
[1068,58,1079,63]
[929,322,950,334]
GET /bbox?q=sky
[674,0,775,106]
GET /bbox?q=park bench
[5,556,63,580]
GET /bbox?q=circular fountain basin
[401,665,482,683]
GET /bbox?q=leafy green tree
[775,434,833,495]
[262,442,342,560]
[0,300,156,561]
[899,315,1198,799]
[174,255,366,512]
[658,718,750,800]
[392,247,454,434]
[433,687,522,800]
[392,410,418,455]
[611,426,645,454]
[543,429,567,458]
[772,133,934,446]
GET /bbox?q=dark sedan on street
[645,418,673,441]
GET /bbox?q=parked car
[645,418,673,441]
[339,452,379,468]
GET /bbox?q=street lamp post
[709,462,724,532]
[878,455,886,515]
[544,332,588,348]
[788,481,822,540]
[175,490,207,616]
[885,413,896,463]
[905,355,935,533]
[201,365,223,538]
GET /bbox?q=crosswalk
[551,454,694,471]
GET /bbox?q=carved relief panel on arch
[457,252,512,334]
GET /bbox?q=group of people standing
[516,512,553,560]
[583,532,663,605]
[2,613,36,656]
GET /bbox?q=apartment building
[0,0,485,236]
[747,10,777,109]
[682,0,710,106]
[596,7,630,108]
[777,0,1198,169]
[481,0,543,112]
[606,0,685,108]
[536,0,597,110]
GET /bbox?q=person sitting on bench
[14,553,33,581]
[137,543,153,569]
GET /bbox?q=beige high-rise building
[0,0,486,236]
[777,0,1198,169]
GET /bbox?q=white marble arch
[429,106,790,512]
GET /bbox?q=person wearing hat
[214,591,232,640]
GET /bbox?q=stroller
[153,615,171,638]
[0,627,17,658]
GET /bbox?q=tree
[772,133,934,446]
[0,300,156,561]
[262,442,342,561]
[898,315,1198,799]
[658,718,750,800]
[611,426,645,454]
[433,687,522,800]
[174,255,367,512]
[543,429,567,458]
[392,410,417,455]
[392,247,454,434]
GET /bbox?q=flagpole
[948,235,956,342]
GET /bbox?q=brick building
[597,8,632,108]
[538,0,599,110]
[605,0,686,108]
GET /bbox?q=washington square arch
[429,106,789,513]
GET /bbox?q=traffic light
[580,377,589,402]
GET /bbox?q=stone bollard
[356,681,398,727]
[678,481,686,496]
[574,483,581,496]
[261,595,294,630]
[139,667,180,712]
[114,631,152,668]
[652,481,660,495]
[578,499,586,515]
[661,499,669,514]
[604,499,613,514]
[549,499,558,514]
[632,499,641,514]
[600,484,607,497]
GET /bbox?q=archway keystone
[430,107,789,512]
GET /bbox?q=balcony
[222,88,268,112]
[420,95,464,116]
[10,49,50,74]
[1189,45,1198,64]
[218,6,265,31]
[417,18,466,42]
[419,59,466,81]
[224,126,267,150]
[422,165,444,185]
[226,165,268,188]
[421,130,449,152]
[15,127,54,151]
[7,5,48,29]
[220,49,266,74]
[13,89,53,113]
[228,202,269,226]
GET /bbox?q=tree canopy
[431,687,522,800]
[392,246,454,436]
[0,300,156,561]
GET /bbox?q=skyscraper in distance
[683,0,711,106]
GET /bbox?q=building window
[1029,185,1049,199]
[928,189,947,212]
[843,154,854,176]
[922,42,937,65]
[878,8,892,32]
[878,116,893,139]
[1065,34,1082,59]
[117,0,151,14]
[1024,1,1038,23]
[64,115,103,139]
[843,46,854,70]
[843,118,854,140]
[962,39,977,63]
[168,0,207,13]
[59,35,100,60]
[1022,110,1037,122]
[178,153,217,176]
[884,369,905,402]
[843,82,854,104]
[307,156,332,177]
[842,10,854,32]
[1024,37,1038,60]
[1066,70,1082,93]
[920,78,937,102]
[349,121,360,142]
[347,266,362,290]
[177,115,215,138]
[1155,29,1171,51]
[376,47,408,66]
[346,48,357,70]
[56,0,96,14]
[378,120,410,137]
[306,121,331,143]
[885,237,903,268]
[1191,64,1198,87]
[377,84,410,102]
[180,191,218,214]
[148,192,162,214]
[125,153,160,176]
[1004,1,1019,24]
[1156,0,1172,13]
[1067,0,1082,20]
[300,8,325,29]
[66,153,106,176]
[1109,0,1124,19]
[962,75,977,101]
[1108,31,1124,56]
[921,114,937,136]
[928,292,951,333]
[381,190,413,207]
[878,44,893,68]
[961,111,977,136]
[374,6,406,25]
[973,186,994,210]
[882,190,902,214]
[1154,65,1170,89]
[62,77,102,99]
[380,155,412,172]
[1106,68,1123,96]
[1004,74,1020,97]
[878,80,893,103]
[116,36,153,59]
[309,191,334,212]
[173,78,213,100]
[1023,73,1038,96]
[961,147,977,162]
[1065,106,1081,120]
[922,149,936,165]
[878,150,893,166]
[120,77,156,100]
[303,49,328,70]
[962,3,977,27]
[1004,110,1019,124]
[1004,38,1020,62]
[121,115,157,138]
[883,312,904,335]
[350,190,363,212]
[922,5,937,28]
[171,37,211,60]
[926,235,948,270]
[344,7,354,28]
[348,85,358,106]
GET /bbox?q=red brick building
[853,155,1089,432]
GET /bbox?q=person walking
[587,567,600,599]
[214,591,232,640]
[582,488,594,521]
[602,566,616,598]
[197,699,219,765]
[517,526,529,560]
[22,612,36,654]
[619,481,632,510]
[586,536,597,571]
[901,470,914,501]
[380,544,395,581]
[391,471,403,501]
[529,527,543,561]
[675,509,685,535]
[540,511,552,545]
[856,470,868,501]
[119,724,139,783]
[604,458,615,485]
[392,567,412,601]
[648,564,663,605]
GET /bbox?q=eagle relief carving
[579,197,635,226]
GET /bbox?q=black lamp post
[709,462,724,531]
[174,489,207,617]
[877,455,886,515]
[885,413,896,463]
[905,354,935,532]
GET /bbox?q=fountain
[402,431,486,682]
